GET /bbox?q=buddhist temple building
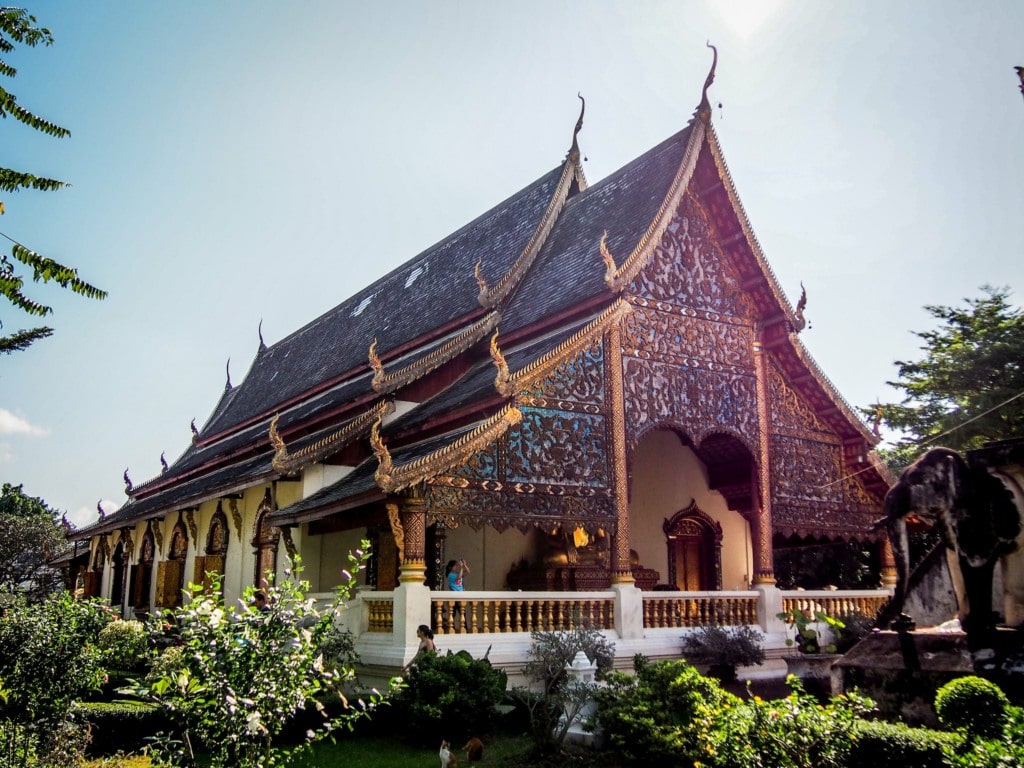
[67,50,895,673]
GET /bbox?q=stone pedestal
[832,629,1024,726]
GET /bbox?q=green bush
[0,588,111,766]
[847,719,959,768]
[934,676,1009,740]
[681,625,764,679]
[98,620,149,672]
[707,678,873,768]
[593,660,736,766]
[390,649,508,746]
[144,645,187,686]
[72,701,170,756]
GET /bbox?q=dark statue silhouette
[878,446,1023,646]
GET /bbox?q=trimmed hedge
[72,700,171,756]
[934,675,1009,740]
[848,719,960,768]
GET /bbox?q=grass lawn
[85,733,543,768]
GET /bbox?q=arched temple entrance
[630,427,756,590]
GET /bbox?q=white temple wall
[629,429,753,590]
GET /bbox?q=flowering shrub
[133,546,397,768]
[705,677,873,768]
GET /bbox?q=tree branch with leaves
[869,286,1024,470]
[1,6,105,355]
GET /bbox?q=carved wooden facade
[69,58,892,608]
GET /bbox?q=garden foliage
[933,675,1009,740]
[133,547,394,768]
[98,619,149,672]
[593,659,737,766]
[0,587,113,766]
[512,625,615,751]
[707,677,873,768]
[680,625,764,680]
[390,649,508,746]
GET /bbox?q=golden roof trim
[600,120,706,292]
[269,399,395,474]
[369,311,501,394]
[372,404,523,493]
[479,158,581,308]
[703,125,875,444]
[498,298,632,397]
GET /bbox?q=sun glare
[711,0,785,41]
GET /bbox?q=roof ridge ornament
[224,358,232,390]
[368,338,384,387]
[568,92,585,160]
[123,468,133,495]
[599,231,619,289]
[474,259,489,303]
[97,499,106,521]
[698,41,718,125]
[190,417,199,443]
[160,451,169,474]
[489,330,510,393]
[793,281,809,332]
[258,319,267,353]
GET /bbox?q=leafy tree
[1,7,105,354]
[134,549,396,768]
[0,482,68,601]
[871,286,1024,469]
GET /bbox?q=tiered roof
[75,58,888,540]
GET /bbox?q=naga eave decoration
[493,298,633,397]
[371,405,524,493]
[600,120,706,293]
[369,311,501,394]
[269,399,395,474]
[478,111,587,308]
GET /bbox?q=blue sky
[2,1,1022,526]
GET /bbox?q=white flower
[245,711,262,733]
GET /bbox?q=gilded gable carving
[426,483,614,532]
[622,356,757,448]
[521,339,605,404]
[771,435,844,508]
[622,303,753,371]
[632,193,743,316]
[506,408,607,488]
[768,359,835,440]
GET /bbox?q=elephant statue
[880,446,1024,644]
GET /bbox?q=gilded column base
[611,570,635,585]
[399,559,426,584]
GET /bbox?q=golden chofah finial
[872,402,884,439]
[569,92,585,159]
[698,41,718,124]
[599,230,618,288]
[489,330,510,393]
[793,281,808,332]
[474,259,489,302]
[370,417,393,479]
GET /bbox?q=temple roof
[75,67,889,538]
